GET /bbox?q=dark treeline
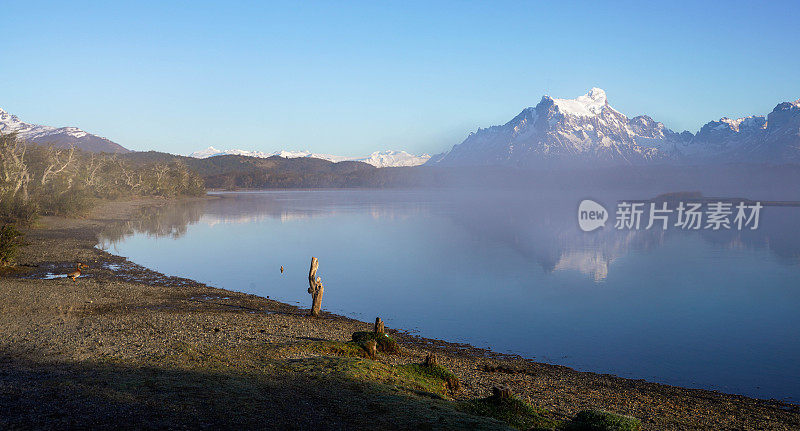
[121,152,444,189]
[202,165,439,189]
[0,133,205,225]
[120,151,800,198]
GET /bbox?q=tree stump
[307,257,324,317]
[423,353,438,367]
[364,340,377,359]
[374,317,385,334]
[491,384,512,400]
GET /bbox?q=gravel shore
[1,197,798,430]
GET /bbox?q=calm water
[98,189,800,402]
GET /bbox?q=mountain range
[433,88,800,167]
[5,91,800,168]
[0,107,130,153]
[189,147,431,168]
[0,106,430,167]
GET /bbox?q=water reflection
[98,190,800,401]
[99,191,800,281]
[98,199,206,247]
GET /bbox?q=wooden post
[307,257,324,317]
[374,317,385,334]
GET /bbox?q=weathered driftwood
[374,317,385,334]
[307,257,324,317]
[364,340,377,359]
[492,384,513,400]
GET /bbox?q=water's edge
[89,195,798,405]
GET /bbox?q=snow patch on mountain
[550,87,608,117]
[358,150,431,167]
[0,107,129,153]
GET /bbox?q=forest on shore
[119,151,438,189]
[0,133,205,224]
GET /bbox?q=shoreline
[2,196,799,430]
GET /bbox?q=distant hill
[0,107,130,154]
[119,149,800,193]
[121,151,432,189]
[189,146,431,168]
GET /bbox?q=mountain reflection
[98,191,800,280]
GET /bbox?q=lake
[98,189,800,402]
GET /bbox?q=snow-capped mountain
[0,107,129,153]
[189,147,347,161]
[435,88,674,166]
[676,116,767,160]
[665,98,800,163]
[190,147,431,168]
[434,88,800,167]
[357,150,431,167]
[759,100,800,161]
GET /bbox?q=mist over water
[98,170,800,402]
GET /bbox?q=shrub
[0,225,23,265]
[401,362,460,392]
[458,394,559,430]
[351,331,401,354]
[0,197,38,225]
[567,409,641,431]
[40,188,95,217]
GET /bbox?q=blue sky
[3,1,799,156]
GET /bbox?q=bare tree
[0,133,31,202]
[39,145,75,187]
[119,160,142,192]
[81,152,104,188]
[307,256,324,317]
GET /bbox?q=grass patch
[276,342,461,396]
[401,363,460,393]
[352,331,401,354]
[566,409,641,431]
[458,395,561,430]
[276,340,366,358]
[284,356,458,399]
